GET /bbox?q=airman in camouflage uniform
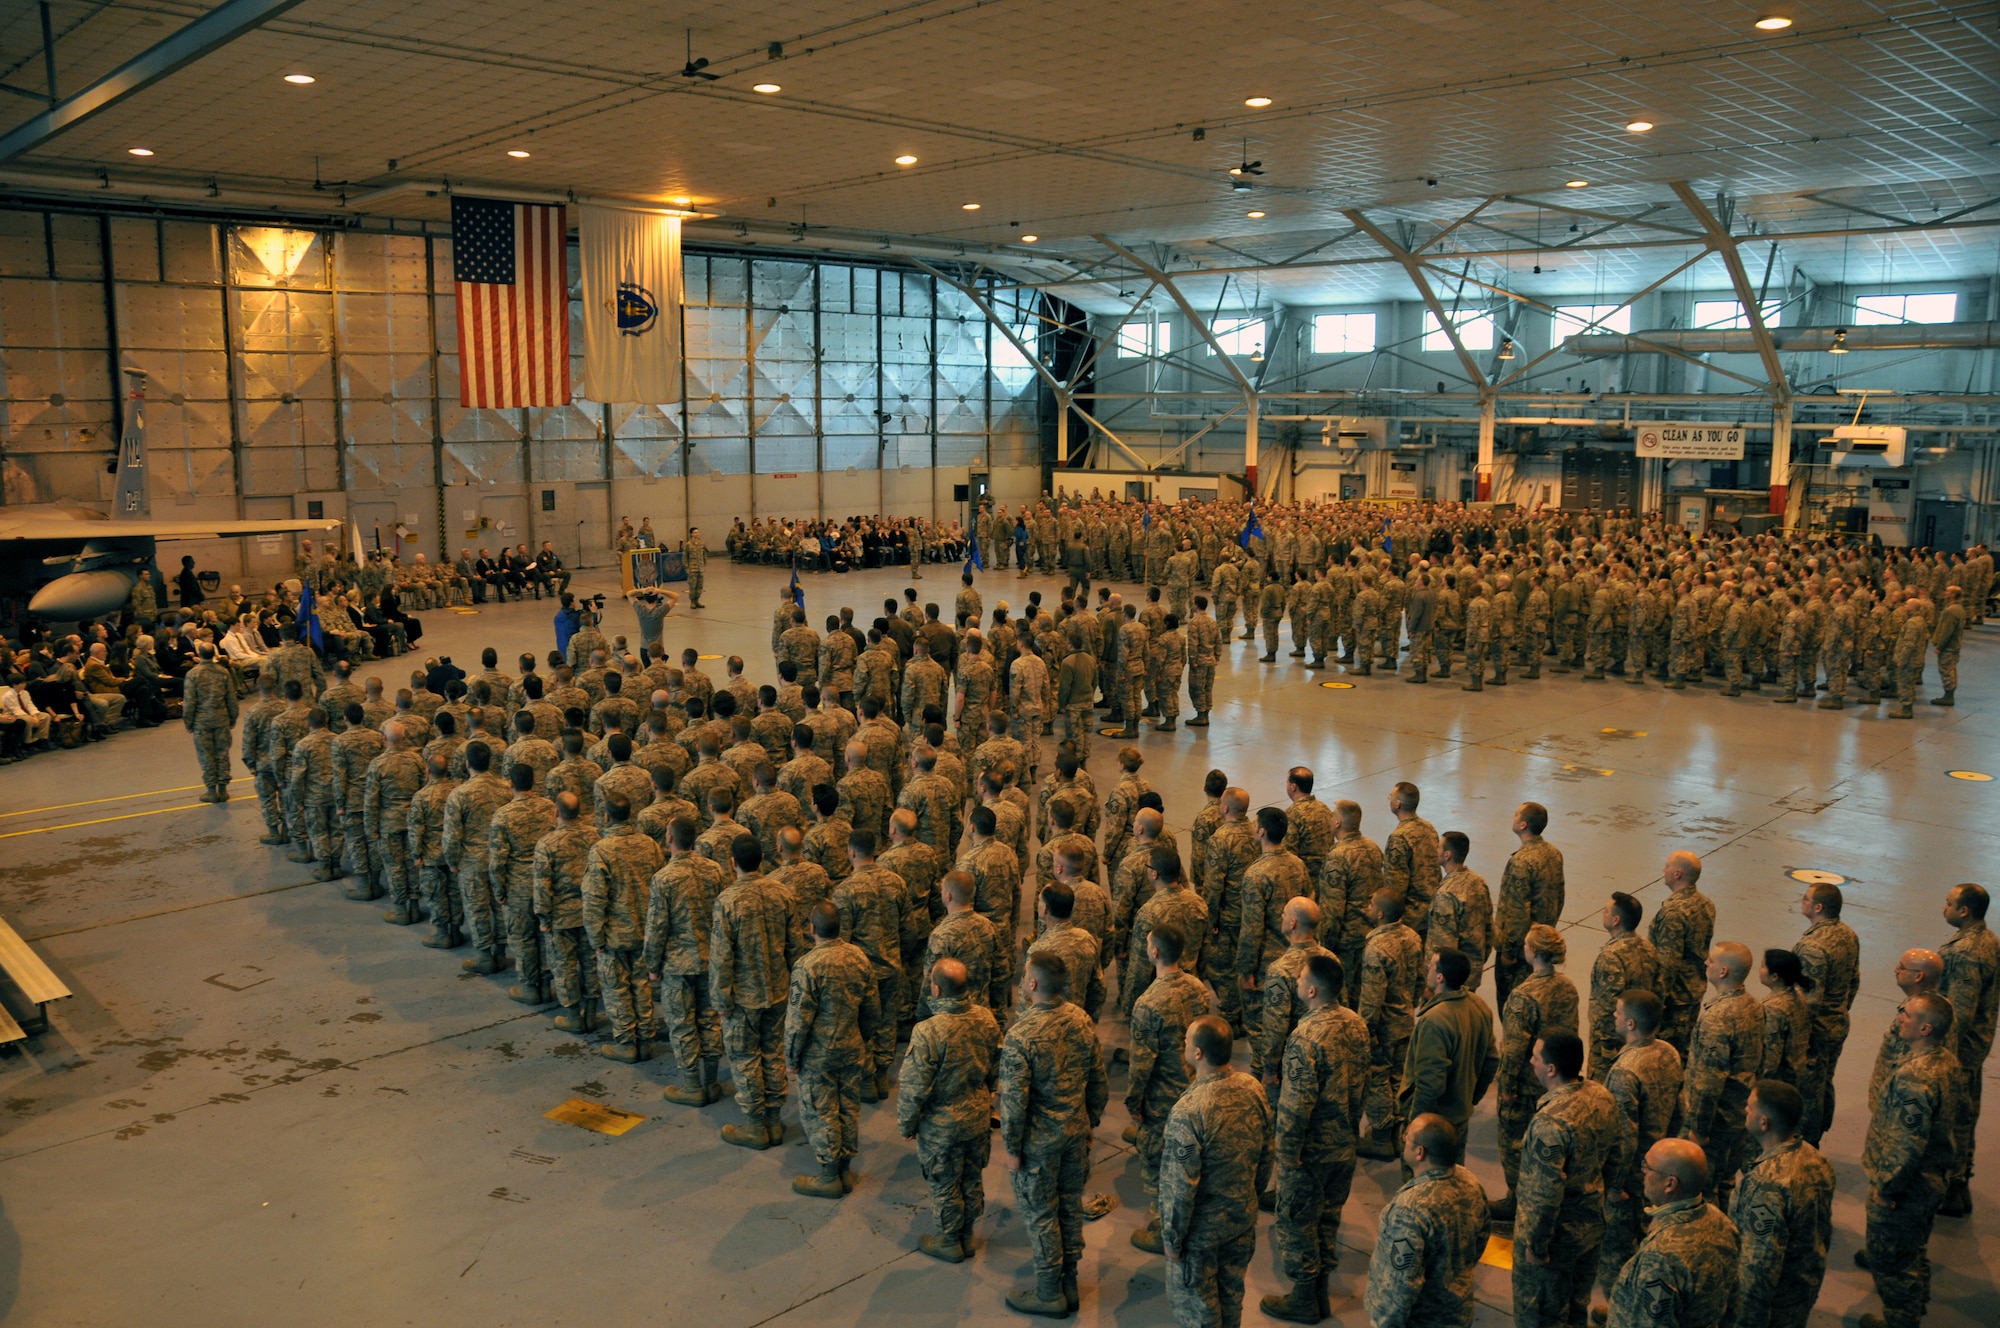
[1793,883,1860,1144]
[444,742,513,971]
[1729,1082,1835,1328]
[533,795,601,1034]
[488,767,558,992]
[1496,925,1580,1210]
[1597,991,1686,1305]
[1258,899,1332,1086]
[1426,836,1491,992]
[1513,1032,1621,1328]
[1159,1015,1275,1328]
[712,836,801,1148]
[1357,890,1424,1155]
[1860,995,1959,1328]
[1381,784,1439,935]
[1604,1141,1740,1328]
[411,755,462,947]
[1362,1117,1489,1328]
[182,647,238,802]
[1128,924,1217,1254]
[1321,803,1384,1006]
[287,707,341,879]
[1237,810,1313,1073]
[582,798,665,1061]
[997,953,1109,1316]
[898,958,1003,1261]
[1494,803,1565,1007]
[1683,943,1765,1207]
[333,706,385,891]
[1591,895,1659,1079]
[1125,850,1212,1016]
[924,871,999,1013]
[784,904,882,1197]
[261,683,311,849]
[645,815,728,1099]
[835,835,906,1097]
[1266,951,1369,1323]
[1939,883,1997,1215]
[1651,853,1717,1056]
[364,725,427,923]
[1185,597,1222,726]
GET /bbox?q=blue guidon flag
[297,580,324,651]
[1239,504,1264,549]
[788,559,805,616]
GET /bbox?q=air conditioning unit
[1327,416,1388,450]
[1830,425,1906,468]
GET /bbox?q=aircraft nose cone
[29,569,137,620]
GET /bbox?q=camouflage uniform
[711,869,801,1122]
[1259,941,1336,1085]
[1359,921,1424,1136]
[1760,986,1811,1086]
[489,790,558,979]
[1125,882,1212,1016]
[262,702,310,844]
[1861,1045,1960,1328]
[287,726,341,870]
[582,823,666,1046]
[897,993,1003,1248]
[836,766,891,843]
[1513,1077,1621,1328]
[1382,816,1440,936]
[1426,867,1491,992]
[1682,987,1763,1203]
[533,821,601,1011]
[1604,1195,1740,1328]
[1598,1038,1685,1296]
[1028,919,1103,1021]
[334,725,385,883]
[834,863,907,1078]
[1793,916,1860,1144]
[1321,833,1385,1007]
[959,838,1022,1008]
[1589,933,1659,1080]
[1649,889,1716,1056]
[1498,972,1581,1195]
[1274,1001,1370,1283]
[879,839,942,1021]
[1494,836,1565,1007]
[444,769,512,954]
[923,909,999,1014]
[410,770,461,938]
[1728,1138,1835,1328]
[1237,847,1312,1073]
[997,1000,1109,1288]
[1185,608,1221,717]
[181,659,237,796]
[1283,795,1338,887]
[1129,970,1217,1209]
[363,748,427,911]
[1363,1163,1489,1328]
[786,935,881,1166]
[1160,1066,1276,1328]
[1940,918,1998,1196]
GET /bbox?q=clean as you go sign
[1635,424,1745,460]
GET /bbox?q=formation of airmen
[176,510,1995,1326]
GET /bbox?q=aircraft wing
[0,517,344,542]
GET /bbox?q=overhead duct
[1565,322,2000,355]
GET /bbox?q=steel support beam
[1669,184,1790,407]
[0,0,310,163]
[1342,209,1489,393]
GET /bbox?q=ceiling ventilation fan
[1228,141,1263,191]
[680,29,719,80]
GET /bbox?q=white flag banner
[581,206,682,405]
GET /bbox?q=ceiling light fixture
[507,149,531,158]
[962,202,980,210]
[894,154,917,166]
[1244,96,1272,108]
[752,82,781,93]
[1249,345,1264,363]
[1020,234,1038,243]
[1829,327,1849,353]
[1625,119,1653,133]
[1246,210,1265,218]
[127,147,154,156]
[1498,337,1516,360]
[283,73,315,85]
[1754,15,1793,30]
[1565,178,1589,188]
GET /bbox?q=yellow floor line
[0,795,253,840]
[0,777,247,820]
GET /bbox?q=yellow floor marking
[1946,770,1993,782]
[1320,681,1356,690]
[545,1098,646,1135]
[1480,1234,1514,1269]
[0,777,246,820]
[0,796,252,840]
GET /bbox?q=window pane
[1691,299,1781,330]
[1854,292,1956,324]
[1422,311,1493,352]
[1117,322,1148,357]
[1211,317,1264,356]
[1552,304,1632,339]
[1312,312,1376,355]
[1156,321,1171,355]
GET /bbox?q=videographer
[624,586,679,665]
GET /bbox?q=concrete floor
[1,559,1995,1327]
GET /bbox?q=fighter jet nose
[30,569,137,620]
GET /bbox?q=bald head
[1221,787,1249,817]
[1665,851,1703,888]
[1898,947,1944,994]
[1709,941,1752,983]
[1134,808,1163,841]
[1645,1138,1710,1200]
[1282,895,1322,938]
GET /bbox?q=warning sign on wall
[1635,423,1745,460]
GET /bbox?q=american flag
[450,196,570,408]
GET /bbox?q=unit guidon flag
[450,196,570,408]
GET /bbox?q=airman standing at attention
[1728,1081,1835,1328]
[1590,893,1658,1080]
[1127,923,1216,1257]
[1159,1015,1274,1328]
[680,526,707,608]
[1381,781,1439,936]
[1792,881,1860,1146]
[1362,1116,1489,1328]
[1682,942,1765,1211]
[784,902,881,1199]
[1512,1031,1621,1328]
[1937,882,1997,1217]
[646,815,728,1104]
[1650,851,1716,1057]
[1493,924,1579,1222]
[1604,1139,1741,1328]
[1355,890,1424,1160]
[1857,994,1959,1328]
[533,792,602,1037]
[581,791,666,1063]
[182,643,237,803]
[1425,831,1491,992]
[1494,802,1565,1007]
[899,957,1003,1262]
[1593,991,1685,1321]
